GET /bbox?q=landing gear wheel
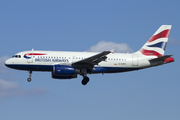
[27,71,32,82]
[27,78,31,82]
[81,77,89,85]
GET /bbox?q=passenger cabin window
[12,55,21,58]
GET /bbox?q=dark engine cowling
[52,74,77,79]
[52,65,78,79]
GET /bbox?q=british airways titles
[35,58,69,62]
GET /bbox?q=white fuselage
[5,50,152,73]
[4,25,174,85]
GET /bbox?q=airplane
[5,25,174,85]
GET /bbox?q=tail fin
[139,25,172,57]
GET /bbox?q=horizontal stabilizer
[149,55,172,62]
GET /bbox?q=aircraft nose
[4,59,11,67]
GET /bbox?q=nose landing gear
[27,71,32,82]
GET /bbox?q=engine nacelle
[53,65,76,75]
[52,74,77,79]
[52,65,78,79]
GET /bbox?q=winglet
[110,49,115,54]
[110,49,115,52]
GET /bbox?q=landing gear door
[132,55,138,66]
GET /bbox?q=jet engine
[52,65,79,79]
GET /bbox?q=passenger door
[132,55,138,66]
[27,53,33,63]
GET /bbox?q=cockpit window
[12,55,21,58]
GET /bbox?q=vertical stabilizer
[139,25,172,57]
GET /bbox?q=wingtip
[110,49,115,53]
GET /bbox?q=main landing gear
[27,71,32,82]
[81,76,89,85]
[81,68,90,85]
[81,69,90,85]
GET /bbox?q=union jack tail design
[139,25,172,57]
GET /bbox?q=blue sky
[0,0,180,120]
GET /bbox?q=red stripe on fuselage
[24,53,47,56]
[148,29,170,43]
[140,48,162,57]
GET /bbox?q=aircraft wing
[72,51,111,71]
